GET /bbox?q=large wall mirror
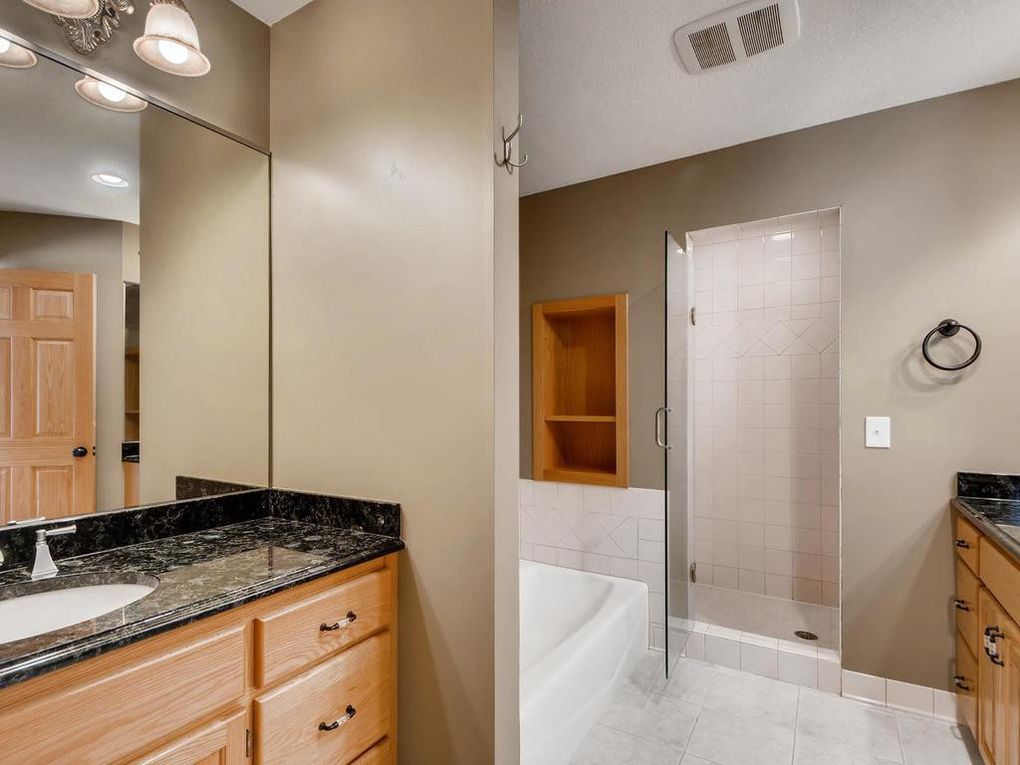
[0,49,270,522]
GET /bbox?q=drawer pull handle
[954,599,971,612]
[955,539,971,549]
[953,675,971,691]
[320,611,358,632]
[319,705,357,732]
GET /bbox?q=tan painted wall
[520,79,1020,689]
[139,107,269,503]
[0,0,269,149]
[270,0,511,760]
[0,212,125,512]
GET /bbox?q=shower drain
[794,630,818,641]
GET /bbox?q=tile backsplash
[519,479,666,647]
[687,209,841,607]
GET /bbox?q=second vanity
[0,489,403,765]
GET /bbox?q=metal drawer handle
[954,599,971,612]
[319,705,356,732]
[320,610,358,632]
[955,539,971,549]
[953,675,971,691]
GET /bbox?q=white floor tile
[703,667,800,729]
[662,658,719,706]
[685,708,795,765]
[793,730,902,764]
[796,688,902,761]
[895,712,981,765]
[680,756,717,765]
[598,690,700,749]
[570,723,684,765]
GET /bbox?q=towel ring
[922,319,981,371]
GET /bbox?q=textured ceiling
[229,0,314,25]
[521,0,1020,195]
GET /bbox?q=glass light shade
[133,1,210,77]
[19,0,100,19]
[75,76,148,113]
[0,36,37,69]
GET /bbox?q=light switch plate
[865,416,891,448]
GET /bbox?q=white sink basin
[0,575,157,644]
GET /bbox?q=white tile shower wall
[688,209,840,608]
[519,479,666,647]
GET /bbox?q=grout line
[790,685,801,765]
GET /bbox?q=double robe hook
[496,113,528,175]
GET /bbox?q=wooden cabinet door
[131,709,248,765]
[0,270,95,521]
[979,588,1007,765]
[1005,614,1020,765]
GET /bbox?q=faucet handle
[36,524,77,543]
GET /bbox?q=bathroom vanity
[952,473,1020,765]
[0,490,403,765]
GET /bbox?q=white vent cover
[674,0,801,74]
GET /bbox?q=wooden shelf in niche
[532,293,628,487]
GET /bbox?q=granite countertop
[0,517,403,690]
[952,496,1020,561]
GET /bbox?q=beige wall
[0,0,269,149]
[520,79,1020,689]
[0,212,125,512]
[139,107,269,503]
[270,0,516,760]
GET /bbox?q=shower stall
[662,209,842,678]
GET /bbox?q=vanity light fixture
[75,76,148,112]
[0,35,38,69]
[133,0,210,77]
[19,0,99,19]
[92,172,130,188]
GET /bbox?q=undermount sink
[0,572,158,644]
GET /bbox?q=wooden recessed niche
[532,293,628,487]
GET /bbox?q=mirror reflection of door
[0,269,96,522]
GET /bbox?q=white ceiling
[521,0,1020,195]
[229,0,314,25]
[0,54,139,224]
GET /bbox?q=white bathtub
[519,561,649,765]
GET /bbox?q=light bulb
[0,38,10,55]
[92,173,129,188]
[96,81,127,103]
[157,39,188,65]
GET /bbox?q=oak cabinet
[954,514,1020,765]
[0,554,399,765]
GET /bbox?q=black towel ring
[922,319,981,371]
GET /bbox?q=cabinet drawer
[255,568,392,687]
[254,631,391,765]
[956,558,980,655]
[980,537,1020,625]
[351,738,393,765]
[954,631,977,733]
[954,515,981,574]
[1,626,245,765]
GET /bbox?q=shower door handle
[655,406,672,450]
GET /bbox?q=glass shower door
[663,231,693,676]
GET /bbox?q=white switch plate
[865,416,891,448]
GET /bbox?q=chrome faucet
[31,525,77,581]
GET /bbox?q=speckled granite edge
[270,489,401,537]
[176,476,259,501]
[0,490,272,570]
[952,497,1020,563]
[958,472,1020,501]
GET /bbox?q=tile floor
[570,653,981,765]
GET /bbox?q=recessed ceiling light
[133,0,211,78]
[92,173,129,188]
[0,35,38,69]
[75,76,148,113]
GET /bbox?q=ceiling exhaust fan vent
[674,0,800,75]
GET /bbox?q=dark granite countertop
[0,517,403,690]
[952,496,1020,562]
